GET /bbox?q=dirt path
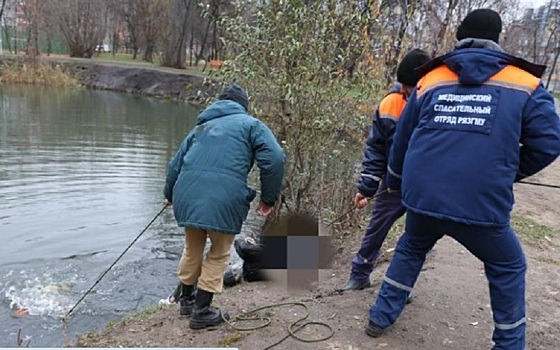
[77,102,560,349]
[77,160,560,350]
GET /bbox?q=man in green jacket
[164,83,285,329]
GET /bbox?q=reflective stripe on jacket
[358,85,406,197]
[387,45,560,226]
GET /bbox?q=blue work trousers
[369,211,527,350]
[350,180,406,281]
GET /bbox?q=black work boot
[179,284,196,316]
[189,289,229,330]
[365,320,385,338]
[339,278,371,292]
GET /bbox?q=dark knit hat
[218,83,249,111]
[456,9,502,44]
[397,49,431,87]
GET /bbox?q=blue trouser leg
[369,212,526,350]
[350,180,406,281]
[369,212,443,327]
[448,225,526,350]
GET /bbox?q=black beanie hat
[456,9,502,44]
[218,83,249,111]
[397,49,431,87]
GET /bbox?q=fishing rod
[325,179,560,229]
[63,203,169,321]
[325,189,388,228]
[324,179,560,228]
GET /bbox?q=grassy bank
[90,53,208,75]
[372,212,556,265]
[512,213,557,245]
[0,59,78,87]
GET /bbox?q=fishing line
[62,203,169,323]
[518,180,560,189]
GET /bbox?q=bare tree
[502,0,560,67]
[160,0,194,68]
[21,0,43,58]
[136,0,167,63]
[194,0,229,66]
[1,0,14,54]
[0,0,7,25]
[48,0,108,58]
[116,0,143,59]
[544,0,560,88]
[106,0,122,56]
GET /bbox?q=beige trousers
[178,227,235,294]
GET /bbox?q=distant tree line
[0,0,558,219]
[0,0,558,82]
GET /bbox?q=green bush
[217,0,385,220]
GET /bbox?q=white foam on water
[2,270,80,318]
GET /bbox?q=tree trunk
[189,21,194,66]
[0,0,6,25]
[194,4,215,66]
[546,40,560,90]
[4,25,12,53]
[432,0,457,56]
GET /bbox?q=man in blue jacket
[366,9,560,350]
[164,83,285,330]
[340,49,430,291]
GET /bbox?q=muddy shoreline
[0,55,219,102]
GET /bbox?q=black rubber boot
[339,279,371,292]
[179,284,196,316]
[189,289,229,330]
[365,320,385,338]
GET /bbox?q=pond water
[0,85,200,346]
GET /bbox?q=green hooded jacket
[164,100,285,234]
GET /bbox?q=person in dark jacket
[164,83,285,329]
[366,9,560,350]
[340,49,431,291]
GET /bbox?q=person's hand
[165,200,172,206]
[354,193,370,208]
[257,201,273,216]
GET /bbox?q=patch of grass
[533,255,560,266]
[377,215,406,263]
[83,331,95,339]
[367,213,556,260]
[216,332,245,347]
[72,330,97,347]
[105,320,116,331]
[93,53,155,65]
[0,62,78,87]
[122,303,166,324]
[511,213,556,244]
[91,52,207,75]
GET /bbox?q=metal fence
[0,28,69,55]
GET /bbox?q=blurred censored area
[260,213,334,291]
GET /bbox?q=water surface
[0,85,199,346]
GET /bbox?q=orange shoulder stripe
[417,64,540,96]
[486,66,540,94]
[417,66,458,97]
[378,93,406,120]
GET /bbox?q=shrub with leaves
[217,0,385,221]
